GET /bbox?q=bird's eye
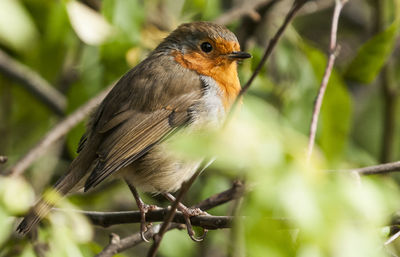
[200,42,213,53]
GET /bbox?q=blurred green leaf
[0,177,35,215]
[0,0,38,52]
[345,21,399,84]
[182,0,221,20]
[301,42,352,162]
[159,230,195,257]
[102,0,145,44]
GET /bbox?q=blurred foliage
[345,20,400,84]
[1,0,400,256]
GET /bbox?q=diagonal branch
[306,0,348,162]
[147,160,212,257]
[238,0,309,98]
[0,49,66,116]
[213,0,273,25]
[6,85,112,177]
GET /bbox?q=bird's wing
[83,92,199,191]
[82,55,203,191]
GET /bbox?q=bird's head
[155,22,251,107]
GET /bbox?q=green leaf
[301,42,352,162]
[345,21,399,84]
[0,0,39,52]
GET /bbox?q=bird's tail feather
[17,147,96,236]
[16,196,54,235]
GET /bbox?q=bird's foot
[125,179,160,242]
[163,192,209,242]
[179,205,209,242]
[137,202,159,242]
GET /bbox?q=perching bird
[17,21,251,241]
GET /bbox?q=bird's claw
[181,207,209,242]
[138,204,158,242]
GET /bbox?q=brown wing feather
[84,91,200,191]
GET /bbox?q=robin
[17,21,251,241]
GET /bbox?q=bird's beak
[228,51,252,60]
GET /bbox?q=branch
[238,0,308,98]
[6,85,112,177]
[94,181,245,257]
[67,180,244,228]
[372,0,399,163]
[348,161,400,175]
[60,209,234,230]
[213,0,273,25]
[147,160,211,257]
[306,0,347,162]
[0,49,66,116]
[380,66,397,163]
[95,224,180,257]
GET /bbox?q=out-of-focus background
[1,0,400,256]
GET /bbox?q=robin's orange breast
[173,51,241,109]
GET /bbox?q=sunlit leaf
[66,1,114,45]
[0,0,38,52]
[0,176,35,215]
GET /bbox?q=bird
[17,21,251,241]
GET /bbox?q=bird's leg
[125,179,158,242]
[162,192,208,242]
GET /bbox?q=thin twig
[380,66,397,163]
[147,160,211,257]
[385,230,400,246]
[306,0,347,162]
[372,0,399,163]
[95,224,168,257]
[213,0,272,25]
[238,0,308,98]
[6,85,112,177]
[95,181,244,257]
[347,161,400,175]
[0,49,66,116]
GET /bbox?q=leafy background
[1,0,400,256]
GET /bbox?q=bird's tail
[16,194,57,235]
[16,147,96,235]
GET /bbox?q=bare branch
[59,208,234,230]
[61,180,245,229]
[193,180,245,210]
[238,0,308,98]
[6,86,112,177]
[213,0,273,25]
[0,49,66,116]
[94,181,245,257]
[147,161,208,257]
[348,161,400,175]
[306,0,348,162]
[95,224,180,257]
